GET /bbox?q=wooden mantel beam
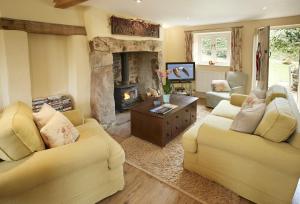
[0,18,87,36]
[53,0,88,9]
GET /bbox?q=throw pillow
[231,103,266,134]
[33,103,56,129]
[211,80,231,92]
[254,97,297,142]
[251,88,266,99]
[241,93,264,109]
[40,111,79,148]
[265,85,287,104]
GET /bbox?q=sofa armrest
[0,135,113,197]
[63,109,84,126]
[230,93,248,107]
[182,121,203,153]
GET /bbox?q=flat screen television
[166,62,195,82]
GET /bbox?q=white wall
[0,30,9,109]
[0,30,32,106]
[28,34,69,98]
[67,35,91,117]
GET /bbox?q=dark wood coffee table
[131,94,198,147]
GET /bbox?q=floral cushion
[40,111,79,148]
[211,80,231,92]
[242,93,265,109]
[33,103,56,129]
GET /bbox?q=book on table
[149,104,178,114]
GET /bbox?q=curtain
[185,31,193,62]
[256,26,270,91]
[230,27,243,72]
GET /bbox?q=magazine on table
[149,104,178,114]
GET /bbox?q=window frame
[193,31,232,67]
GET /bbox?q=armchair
[206,71,247,108]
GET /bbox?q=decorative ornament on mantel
[110,16,160,38]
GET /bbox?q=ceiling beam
[0,18,87,36]
[53,0,88,9]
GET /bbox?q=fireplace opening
[114,52,138,112]
[113,51,160,112]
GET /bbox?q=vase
[162,94,170,104]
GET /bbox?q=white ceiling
[83,0,300,27]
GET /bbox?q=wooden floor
[97,163,201,204]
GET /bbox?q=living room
[0,0,300,203]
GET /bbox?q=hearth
[114,84,138,112]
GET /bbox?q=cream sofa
[182,91,300,204]
[0,102,125,204]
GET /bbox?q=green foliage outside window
[270,28,300,62]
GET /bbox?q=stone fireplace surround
[89,37,163,126]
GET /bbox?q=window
[193,31,231,66]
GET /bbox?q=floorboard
[97,163,201,204]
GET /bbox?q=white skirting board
[195,70,226,92]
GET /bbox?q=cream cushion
[265,85,287,104]
[62,109,84,126]
[241,93,264,109]
[211,80,231,92]
[182,114,233,153]
[0,102,45,161]
[255,98,296,142]
[33,103,56,129]
[287,93,300,148]
[211,100,241,119]
[252,88,266,99]
[231,103,266,134]
[40,111,79,148]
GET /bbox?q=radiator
[195,70,226,92]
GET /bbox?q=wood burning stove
[114,84,138,112]
[114,52,139,112]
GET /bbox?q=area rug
[111,100,252,204]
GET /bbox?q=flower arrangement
[156,69,172,95]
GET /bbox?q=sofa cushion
[211,80,231,92]
[231,103,266,134]
[0,102,45,161]
[265,85,287,104]
[211,100,241,120]
[255,98,296,142]
[63,110,84,127]
[183,115,233,153]
[197,123,300,175]
[33,103,56,129]
[241,93,264,109]
[287,93,300,149]
[40,112,79,148]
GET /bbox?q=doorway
[268,26,300,101]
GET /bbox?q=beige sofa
[0,102,125,204]
[182,91,300,204]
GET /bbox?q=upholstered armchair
[206,71,247,108]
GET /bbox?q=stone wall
[113,52,160,96]
[89,37,163,126]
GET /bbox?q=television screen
[166,62,195,82]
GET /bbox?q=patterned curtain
[230,27,243,72]
[185,31,193,62]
